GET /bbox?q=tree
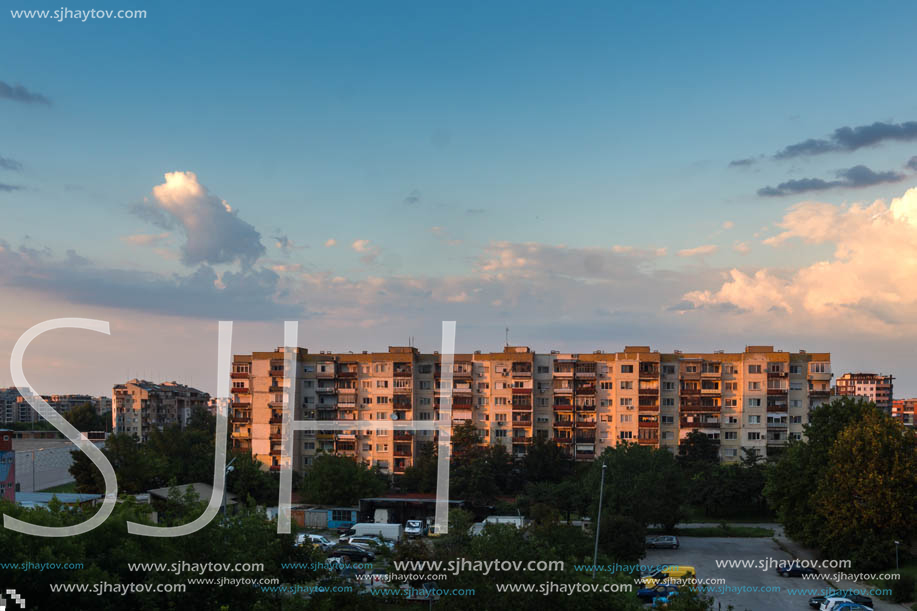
[64,402,109,432]
[226,450,278,506]
[523,438,573,483]
[584,443,686,530]
[399,441,438,493]
[598,513,645,563]
[815,409,917,570]
[677,431,720,476]
[299,453,387,505]
[765,396,877,546]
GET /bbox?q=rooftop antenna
[505,327,510,347]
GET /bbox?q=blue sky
[3,0,917,395]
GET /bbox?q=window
[418,365,432,374]
[495,397,507,406]
[662,382,675,391]
[789,365,802,374]
[748,415,761,424]
[727,416,738,424]
[620,381,633,390]
[620,397,633,407]
[494,429,507,438]
[748,398,761,407]
[619,431,633,439]
[725,399,737,407]
[662,365,676,375]
[620,414,632,423]
[661,415,674,424]
[810,362,829,373]
[375,429,389,437]
[790,399,801,408]
[600,382,613,390]
[537,366,550,374]
[748,381,761,391]
[495,413,507,422]
[662,398,675,407]
[723,448,737,457]
[620,365,634,374]
[418,412,432,420]
[375,443,389,451]
[790,432,802,441]
[331,509,352,523]
[747,432,761,440]
[303,442,315,450]
[724,382,737,391]
[685,365,697,373]
[790,415,803,424]
[724,431,737,440]
[375,396,389,404]
[375,380,389,388]
[748,364,762,374]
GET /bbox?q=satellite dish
[390,413,399,420]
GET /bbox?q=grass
[38,482,78,493]
[648,525,773,538]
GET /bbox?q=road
[644,534,901,611]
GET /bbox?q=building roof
[16,492,102,506]
[147,483,237,505]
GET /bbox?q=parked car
[776,562,819,577]
[832,605,871,611]
[296,533,333,551]
[820,598,860,611]
[646,535,680,549]
[369,568,388,588]
[327,544,375,563]
[637,584,679,603]
[346,535,395,550]
[809,592,873,609]
[405,519,427,538]
[640,565,696,587]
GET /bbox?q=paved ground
[644,533,902,611]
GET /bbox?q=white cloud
[722,221,735,230]
[325,238,337,247]
[134,171,265,267]
[733,242,750,254]
[677,244,718,257]
[352,239,371,252]
[683,186,917,334]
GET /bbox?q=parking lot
[644,536,898,611]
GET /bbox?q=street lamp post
[592,461,607,580]
[895,540,900,571]
[222,457,237,519]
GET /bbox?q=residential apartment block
[0,388,110,425]
[835,373,894,411]
[230,345,832,474]
[892,399,916,427]
[112,380,210,441]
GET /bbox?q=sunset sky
[3,0,917,396]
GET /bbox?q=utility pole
[592,461,607,579]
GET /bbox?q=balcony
[231,430,251,439]
[512,436,533,445]
[394,446,412,457]
[639,387,659,395]
[575,420,596,428]
[230,387,250,395]
[553,368,574,377]
[337,370,357,378]
[808,370,832,382]
[231,400,251,408]
[317,433,334,441]
[269,448,282,456]
[268,385,283,393]
[316,386,336,394]
[553,386,573,394]
[269,416,283,424]
[230,372,249,379]
[394,432,413,442]
[269,465,281,472]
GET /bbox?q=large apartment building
[835,373,894,411]
[230,345,832,474]
[112,380,210,441]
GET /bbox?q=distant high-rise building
[835,373,894,411]
[229,344,832,473]
[112,380,210,441]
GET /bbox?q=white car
[820,598,854,611]
[295,533,333,551]
[346,535,394,550]
[405,519,427,537]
